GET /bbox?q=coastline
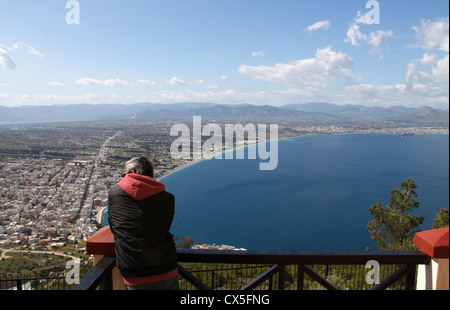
[157,136,289,181]
[158,157,206,181]
[157,128,449,181]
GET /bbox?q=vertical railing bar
[278,264,285,290]
[405,264,416,290]
[297,264,305,290]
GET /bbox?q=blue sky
[0,0,448,109]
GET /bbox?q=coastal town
[0,121,185,251]
[0,120,448,254]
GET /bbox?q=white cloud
[433,54,449,83]
[0,48,17,70]
[12,41,45,59]
[0,41,45,70]
[76,77,133,87]
[49,81,66,87]
[420,53,436,66]
[252,51,265,57]
[167,76,186,86]
[367,30,393,48]
[353,10,371,25]
[305,20,330,32]
[239,46,356,87]
[220,75,227,80]
[136,79,156,87]
[345,23,393,50]
[103,78,133,88]
[412,18,449,52]
[405,60,434,88]
[345,8,393,55]
[345,23,366,47]
[344,82,448,108]
[404,18,449,89]
[402,18,449,95]
[76,78,103,86]
[76,78,156,87]
[407,53,449,87]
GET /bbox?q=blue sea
[106,134,449,251]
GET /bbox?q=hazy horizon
[1,101,449,112]
[1,1,448,110]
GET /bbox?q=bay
[161,134,449,251]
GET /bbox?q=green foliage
[432,208,449,229]
[367,178,424,251]
[0,252,67,275]
[175,236,195,249]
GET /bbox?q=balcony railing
[70,249,431,290]
[176,249,430,290]
[70,226,447,291]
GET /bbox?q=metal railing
[1,273,69,290]
[0,260,92,291]
[71,249,430,290]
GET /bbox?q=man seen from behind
[108,156,178,290]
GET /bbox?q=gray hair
[124,156,154,177]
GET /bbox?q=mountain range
[0,102,448,126]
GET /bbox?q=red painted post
[414,227,449,290]
[86,226,126,290]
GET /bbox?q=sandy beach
[157,136,283,180]
[158,157,206,180]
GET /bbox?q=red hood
[118,174,165,200]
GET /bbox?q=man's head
[124,156,154,178]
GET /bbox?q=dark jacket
[108,174,177,278]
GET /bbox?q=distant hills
[0,102,213,123]
[0,102,448,126]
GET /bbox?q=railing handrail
[176,249,430,265]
